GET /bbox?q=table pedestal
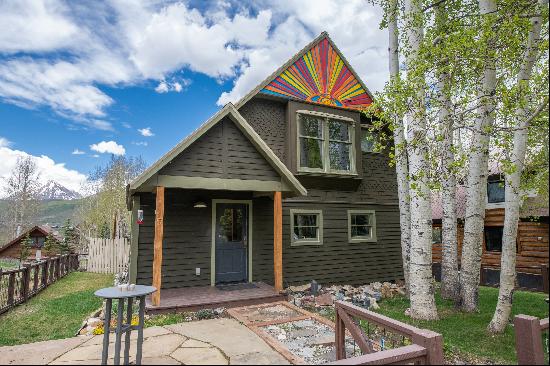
[101,295,147,365]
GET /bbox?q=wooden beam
[274,191,283,292]
[129,195,140,284]
[152,186,165,306]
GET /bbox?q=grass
[0,271,113,346]
[373,286,549,364]
[0,258,20,270]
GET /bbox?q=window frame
[296,110,357,175]
[486,176,505,206]
[484,226,504,252]
[347,209,377,243]
[360,127,380,154]
[290,208,323,246]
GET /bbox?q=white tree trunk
[404,0,438,320]
[460,0,497,312]
[439,74,459,302]
[488,0,546,333]
[435,5,460,302]
[388,0,412,293]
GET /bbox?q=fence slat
[85,237,129,274]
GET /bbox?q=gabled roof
[130,103,307,196]
[0,225,61,253]
[235,32,375,111]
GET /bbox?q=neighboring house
[431,174,549,291]
[0,225,62,260]
[127,32,402,301]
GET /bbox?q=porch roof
[128,103,307,198]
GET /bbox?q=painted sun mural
[261,38,373,110]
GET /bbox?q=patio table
[95,285,156,365]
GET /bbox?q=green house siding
[159,116,280,182]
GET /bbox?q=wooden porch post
[152,186,165,306]
[274,191,283,292]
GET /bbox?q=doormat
[227,301,359,364]
[217,283,259,291]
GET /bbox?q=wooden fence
[85,237,129,274]
[329,301,444,365]
[0,254,79,315]
[514,314,549,365]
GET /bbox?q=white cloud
[132,141,148,147]
[71,149,85,155]
[138,127,154,137]
[0,137,12,148]
[0,146,87,196]
[90,140,126,156]
[0,0,79,53]
[0,1,389,125]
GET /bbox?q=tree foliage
[79,155,146,239]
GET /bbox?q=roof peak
[236,31,373,111]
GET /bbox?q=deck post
[152,186,165,306]
[274,191,283,292]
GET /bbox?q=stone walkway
[0,318,289,365]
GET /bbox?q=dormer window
[297,111,356,174]
[487,175,505,204]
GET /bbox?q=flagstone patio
[0,319,289,365]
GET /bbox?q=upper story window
[487,176,505,204]
[360,128,378,153]
[432,226,442,244]
[297,111,356,174]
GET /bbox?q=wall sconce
[193,201,207,208]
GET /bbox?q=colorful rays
[261,38,372,110]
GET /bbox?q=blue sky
[0,0,388,194]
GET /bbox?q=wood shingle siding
[159,117,280,182]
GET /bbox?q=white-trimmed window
[361,127,379,153]
[290,209,323,246]
[348,210,376,243]
[297,111,356,174]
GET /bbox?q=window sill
[291,241,323,247]
[295,171,360,180]
[349,239,377,244]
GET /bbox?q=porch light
[193,201,207,208]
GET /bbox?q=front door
[215,203,248,284]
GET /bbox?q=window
[484,226,503,252]
[487,176,505,204]
[290,209,323,246]
[297,111,356,174]
[432,226,442,244]
[348,210,377,243]
[361,128,378,153]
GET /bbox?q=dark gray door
[215,203,248,284]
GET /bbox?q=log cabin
[432,178,549,292]
[0,225,62,261]
[127,32,404,312]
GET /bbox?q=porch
[145,282,286,314]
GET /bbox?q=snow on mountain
[39,180,82,200]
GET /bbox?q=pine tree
[60,219,77,254]
[43,233,59,257]
[19,233,32,266]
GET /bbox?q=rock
[289,284,311,293]
[368,297,380,310]
[79,327,88,335]
[87,317,102,327]
[371,282,382,291]
[404,308,411,316]
[397,287,406,296]
[315,293,334,306]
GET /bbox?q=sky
[0,0,389,196]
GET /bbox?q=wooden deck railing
[514,314,549,365]
[328,301,444,365]
[0,254,79,315]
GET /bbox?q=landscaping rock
[315,293,334,306]
[289,284,311,293]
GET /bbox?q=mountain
[39,180,82,200]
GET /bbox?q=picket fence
[85,237,130,274]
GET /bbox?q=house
[127,32,403,310]
[0,225,62,260]
[431,174,549,291]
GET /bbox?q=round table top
[95,285,156,299]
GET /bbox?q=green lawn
[0,271,113,346]
[374,286,549,364]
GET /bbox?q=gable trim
[130,103,307,196]
[234,32,375,111]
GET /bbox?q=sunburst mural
[260,38,373,110]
